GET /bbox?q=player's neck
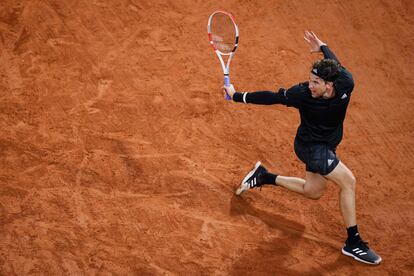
[322,87,335,99]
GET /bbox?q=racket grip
[224,75,231,101]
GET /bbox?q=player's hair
[311,59,340,82]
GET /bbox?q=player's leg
[235,161,328,199]
[326,161,382,265]
[276,171,327,199]
[325,161,356,227]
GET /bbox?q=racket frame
[207,10,239,100]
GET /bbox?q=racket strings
[210,14,236,53]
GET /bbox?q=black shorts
[294,138,339,175]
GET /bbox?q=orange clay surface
[1,0,413,274]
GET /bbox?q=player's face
[309,73,328,98]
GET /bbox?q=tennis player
[224,31,381,265]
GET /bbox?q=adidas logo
[249,178,257,188]
[341,94,348,99]
[352,247,368,256]
[328,159,334,166]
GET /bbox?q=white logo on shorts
[328,159,334,166]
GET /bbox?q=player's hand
[304,30,327,53]
[223,84,236,100]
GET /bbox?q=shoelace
[352,240,369,251]
[358,240,369,251]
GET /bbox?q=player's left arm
[304,30,354,94]
[304,30,339,63]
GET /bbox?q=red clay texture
[1,0,413,275]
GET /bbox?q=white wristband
[243,92,248,104]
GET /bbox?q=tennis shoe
[235,161,268,195]
[342,239,382,265]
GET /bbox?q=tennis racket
[207,11,239,100]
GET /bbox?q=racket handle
[224,75,231,101]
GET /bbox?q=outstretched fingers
[304,30,315,43]
[305,30,315,40]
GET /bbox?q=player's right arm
[223,83,305,108]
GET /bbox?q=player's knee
[343,173,356,191]
[350,174,356,186]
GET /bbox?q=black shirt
[233,46,354,148]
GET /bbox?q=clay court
[1,0,413,274]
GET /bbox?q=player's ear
[325,81,334,89]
